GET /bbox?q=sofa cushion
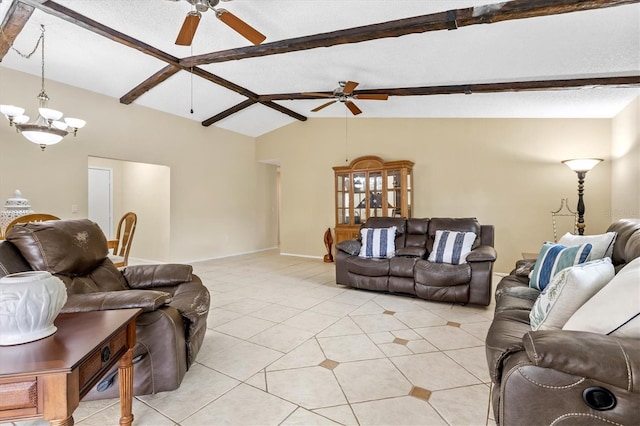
[529,258,614,331]
[558,231,617,260]
[529,242,592,290]
[414,260,471,287]
[428,230,476,264]
[563,256,640,338]
[359,226,397,258]
[346,256,390,277]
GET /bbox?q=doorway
[88,167,113,237]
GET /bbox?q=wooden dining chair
[4,213,61,236]
[108,212,137,268]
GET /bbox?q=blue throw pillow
[359,226,397,258]
[529,242,592,290]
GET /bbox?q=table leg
[50,417,74,426]
[118,348,134,426]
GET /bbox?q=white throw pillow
[558,231,617,260]
[428,230,476,265]
[530,258,614,331]
[563,257,640,338]
[359,226,397,258]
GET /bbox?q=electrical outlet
[71,204,78,214]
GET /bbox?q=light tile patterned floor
[7,250,498,426]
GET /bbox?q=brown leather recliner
[485,218,640,425]
[0,219,210,400]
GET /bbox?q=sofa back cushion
[606,218,640,268]
[405,218,429,249]
[7,219,108,275]
[428,218,481,252]
[363,217,407,248]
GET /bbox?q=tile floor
[7,250,500,426]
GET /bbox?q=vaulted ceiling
[1,0,639,137]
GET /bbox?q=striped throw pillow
[428,230,477,265]
[359,226,397,258]
[529,242,593,291]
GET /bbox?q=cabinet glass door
[387,170,401,217]
[353,173,366,225]
[368,172,383,218]
[337,174,349,225]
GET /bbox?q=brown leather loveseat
[485,218,640,425]
[335,217,496,305]
[0,219,210,400]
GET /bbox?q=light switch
[71,204,78,214]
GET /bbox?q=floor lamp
[562,158,603,235]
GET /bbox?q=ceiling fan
[304,81,389,115]
[169,0,266,46]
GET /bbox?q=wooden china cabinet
[333,156,414,243]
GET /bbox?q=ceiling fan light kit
[0,25,86,151]
[172,0,266,46]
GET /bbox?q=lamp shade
[562,158,603,173]
[18,124,67,145]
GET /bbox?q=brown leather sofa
[0,219,210,400]
[485,218,640,425]
[335,217,497,305]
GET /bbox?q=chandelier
[1,25,85,151]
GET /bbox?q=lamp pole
[562,158,603,236]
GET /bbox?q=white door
[88,167,113,238]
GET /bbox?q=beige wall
[611,98,640,221]
[0,67,278,262]
[2,67,635,272]
[256,117,614,272]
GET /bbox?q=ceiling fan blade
[215,9,266,45]
[345,101,362,115]
[342,81,359,95]
[301,92,334,98]
[175,12,201,46]
[312,100,337,112]
[356,94,389,100]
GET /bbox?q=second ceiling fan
[170,0,266,46]
[305,81,389,115]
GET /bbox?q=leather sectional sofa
[335,217,497,305]
[485,218,640,425]
[0,219,210,400]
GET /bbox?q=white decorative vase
[0,189,35,236]
[0,271,68,345]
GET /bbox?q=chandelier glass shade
[0,25,85,150]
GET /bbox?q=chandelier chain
[40,25,46,95]
[0,24,44,60]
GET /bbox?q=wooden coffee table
[0,309,141,426]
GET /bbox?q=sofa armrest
[151,277,210,367]
[61,290,172,313]
[122,264,193,289]
[336,239,361,256]
[524,330,640,391]
[466,245,497,262]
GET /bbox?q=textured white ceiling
[1,0,638,137]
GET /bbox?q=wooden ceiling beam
[120,65,180,105]
[181,0,638,67]
[18,0,306,122]
[0,1,35,61]
[258,75,640,101]
[202,100,257,126]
